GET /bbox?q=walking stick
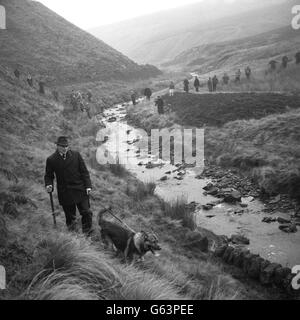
[49,192,57,227]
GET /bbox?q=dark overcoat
[44,150,92,205]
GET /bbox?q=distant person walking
[212,75,219,92]
[194,76,200,92]
[169,81,175,96]
[222,73,229,85]
[281,56,289,69]
[14,69,20,79]
[268,60,277,71]
[295,52,300,64]
[44,136,93,235]
[144,87,152,101]
[245,66,251,80]
[155,96,164,115]
[131,92,137,105]
[27,74,33,87]
[39,81,45,94]
[207,77,213,92]
[235,69,241,83]
[183,79,189,93]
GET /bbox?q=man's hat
[56,136,69,147]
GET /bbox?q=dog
[97,208,161,262]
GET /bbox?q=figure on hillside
[281,56,289,69]
[245,66,251,80]
[183,78,189,93]
[39,81,45,94]
[169,81,175,96]
[52,90,59,102]
[222,73,229,85]
[86,91,92,102]
[295,52,300,64]
[268,60,278,71]
[212,75,219,92]
[144,88,152,101]
[207,77,213,92]
[194,76,200,92]
[155,96,164,115]
[14,69,20,79]
[44,136,93,235]
[131,91,137,105]
[235,69,241,83]
[70,90,77,111]
[27,74,33,87]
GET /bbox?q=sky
[36,0,207,29]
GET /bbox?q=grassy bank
[1,70,281,300]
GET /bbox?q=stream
[95,101,300,268]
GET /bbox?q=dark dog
[97,208,161,262]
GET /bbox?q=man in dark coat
[144,88,152,100]
[212,75,219,92]
[155,96,164,114]
[194,76,200,92]
[44,136,93,234]
[183,79,189,93]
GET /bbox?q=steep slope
[164,26,300,71]
[89,0,294,65]
[0,0,161,85]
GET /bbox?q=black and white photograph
[0,0,300,304]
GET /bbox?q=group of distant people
[70,90,92,118]
[268,52,300,73]
[12,67,60,101]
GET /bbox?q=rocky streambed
[95,102,300,269]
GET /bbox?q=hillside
[89,0,294,65]
[0,0,161,85]
[163,26,300,72]
[0,50,285,301]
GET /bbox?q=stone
[206,187,219,196]
[260,263,281,285]
[240,203,248,208]
[279,223,297,233]
[232,249,244,268]
[184,231,208,252]
[223,246,235,262]
[242,253,255,273]
[203,183,214,191]
[277,217,291,224]
[160,176,168,181]
[214,244,228,257]
[274,267,291,288]
[223,190,242,204]
[230,234,250,245]
[248,257,263,279]
[165,171,171,175]
[202,204,214,211]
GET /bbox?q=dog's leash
[91,195,137,234]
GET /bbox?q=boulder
[184,231,209,252]
[232,249,244,268]
[202,204,214,211]
[223,190,242,204]
[230,234,250,245]
[274,267,291,289]
[206,187,219,196]
[203,183,214,191]
[214,244,228,257]
[223,246,234,262]
[248,256,264,279]
[160,176,168,181]
[260,263,281,285]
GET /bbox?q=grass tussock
[126,181,156,201]
[160,196,196,230]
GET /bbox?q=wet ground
[95,102,300,268]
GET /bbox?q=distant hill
[89,0,295,65]
[163,26,300,72]
[0,0,161,85]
